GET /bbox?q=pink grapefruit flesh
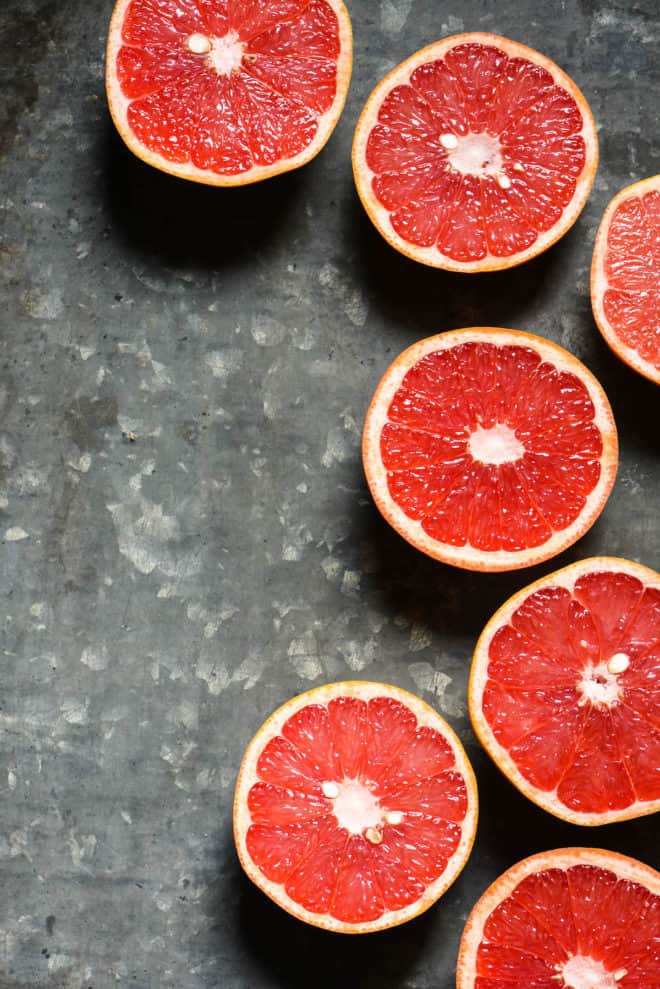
[457,848,660,989]
[470,557,660,824]
[353,33,598,271]
[591,175,660,384]
[233,682,478,932]
[362,329,618,572]
[106,0,353,185]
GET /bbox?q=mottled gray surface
[1,0,658,986]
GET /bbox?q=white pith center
[186,30,245,75]
[560,955,626,989]
[469,423,525,465]
[577,661,623,708]
[446,133,504,178]
[328,781,382,833]
[322,780,404,837]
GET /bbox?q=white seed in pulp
[186,33,212,55]
[497,172,511,190]
[365,827,383,845]
[385,810,403,825]
[322,781,340,799]
[607,652,630,675]
[440,133,459,150]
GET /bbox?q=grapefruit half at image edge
[456,847,660,989]
[591,174,660,384]
[106,0,353,185]
[469,556,660,825]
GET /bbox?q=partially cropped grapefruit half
[106,0,352,185]
[470,557,660,825]
[456,848,660,989]
[362,329,618,573]
[352,33,598,272]
[591,175,660,384]
[233,681,478,932]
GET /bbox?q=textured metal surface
[1,0,658,986]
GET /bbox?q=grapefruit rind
[362,328,619,573]
[233,680,479,933]
[352,32,599,272]
[456,847,660,989]
[469,556,660,825]
[590,175,660,385]
[106,0,353,186]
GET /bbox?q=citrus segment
[362,329,618,572]
[591,175,660,383]
[106,0,352,184]
[234,682,478,932]
[470,557,660,824]
[457,849,660,989]
[352,33,598,271]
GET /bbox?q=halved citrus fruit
[233,681,478,932]
[362,328,618,573]
[106,0,352,185]
[456,848,660,989]
[591,175,660,384]
[352,33,598,272]
[469,557,660,825]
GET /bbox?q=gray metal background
[1,0,658,986]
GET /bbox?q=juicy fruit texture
[362,329,618,572]
[381,344,600,549]
[106,0,352,184]
[456,849,660,989]
[591,176,660,384]
[233,682,478,932]
[470,559,660,824]
[353,33,598,271]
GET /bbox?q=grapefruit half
[353,33,598,272]
[362,328,618,572]
[469,557,660,825]
[233,681,478,932]
[591,175,660,384]
[456,848,660,989]
[106,0,352,185]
